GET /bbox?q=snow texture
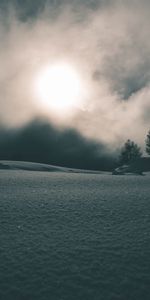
[0,166,150,300]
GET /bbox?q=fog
[0,0,150,149]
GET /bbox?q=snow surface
[0,166,150,300]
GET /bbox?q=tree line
[119,129,150,165]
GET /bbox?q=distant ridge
[0,160,103,174]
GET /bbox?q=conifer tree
[146,130,150,155]
[119,139,142,165]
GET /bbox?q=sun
[34,63,83,113]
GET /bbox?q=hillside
[0,160,103,174]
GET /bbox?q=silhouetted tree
[146,129,150,155]
[119,139,142,165]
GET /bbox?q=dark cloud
[0,0,45,17]
[0,119,116,171]
[100,47,150,100]
[0,0,109,20]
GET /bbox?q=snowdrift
[0,160,103,174]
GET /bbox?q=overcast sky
[0,0,150,149]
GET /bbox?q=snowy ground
[0,164,150,300]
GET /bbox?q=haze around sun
[34,63,85,114]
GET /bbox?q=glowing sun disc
[35,63,82,112]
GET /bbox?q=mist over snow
[0,119,116,170]
[0,0,150,150]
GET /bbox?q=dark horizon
[0,119,117,171]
